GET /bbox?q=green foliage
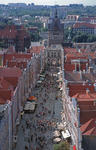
[8,7,50,17]
[64,28,96,43]
[72,32,96,43]
[64,29,69,42]
[87,35,96,42]
[54,141,70,150]
[68,5,96,16]
[0,40,5,48]
[28,22,43,30]
[85,6,96,16]
[41,27,48,32]
[0,57,2,66]
[30,32,41,42]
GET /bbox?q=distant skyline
[0,0,95,6]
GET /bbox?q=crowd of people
[15,68,64,150]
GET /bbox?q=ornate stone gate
[45,44,63,67]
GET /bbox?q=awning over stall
[28,96,37,101]
[24,101,36,112]
[37,80,42,84]
[61,130,71,139]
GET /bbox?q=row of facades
[0,46,45,150]
[62,47,96,150]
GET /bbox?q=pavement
[14,66,64,150]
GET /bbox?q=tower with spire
[48,7,64,46]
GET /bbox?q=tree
[54,141,70,150]
[72,32,96,43]
[87,35,96,42]
[73,33,88,43]
[30,32,41,42]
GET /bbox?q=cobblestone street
[14,67,64,150]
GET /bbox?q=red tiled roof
[73,22,96,29]
[64,48,77,54]
[65,71,96,82]
[64,63,87,71]
[4,77,18,88]
[0,77,14,90]
[68,83,95,97]
[0,67,21,78]
[80,112,96,135]
[0,97,6,104]
[72,92,96,111]
[64,47,94,55]
[0,25,29,40]
[66,52,96,57]
[72,92,96,101]
[0,67,21,104]
[66,53,89,62]
[7,61,27,69]
[3,53,32,66]
[0,89,12,104]
[28,46,44,54]
[79,104,96,111]
[64,63,75,71]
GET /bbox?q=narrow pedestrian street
[14,66,64,150]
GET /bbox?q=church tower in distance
[48,8,64,46]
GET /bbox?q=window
[48,52,50,57]
[54,52,56,57]
[51,52,53,57]
[58,52,60,57]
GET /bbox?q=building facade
[0,49,45,150]
[45,44,63,68]
[73,23,96,35]
[0,25,31,52]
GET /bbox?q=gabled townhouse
[3,53,32,68]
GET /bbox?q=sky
[0,0,95,6]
